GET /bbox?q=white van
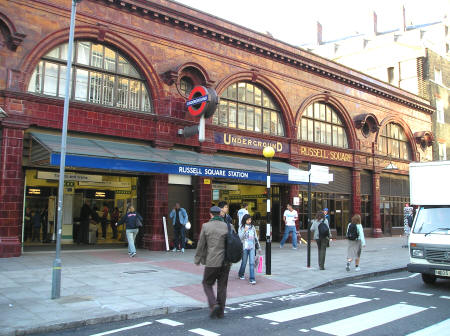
[407,161,450,284]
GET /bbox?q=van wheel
[421,273,437,284]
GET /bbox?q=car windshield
[413,206,450,234]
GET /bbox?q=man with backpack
[195,206,235,319]
[310,211,331,270]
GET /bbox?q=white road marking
[440,296,450,300]
[312,304,427,336]
[356,273,419,285]
[347,284,374,289]
[406,318,450,335]
[256,296,371,323]
[156,319,183,326]
[189,328,220,336]
[244,316,253,319]
[299,329,309,332]
[90,322,152,336]
[409,291,433,296]
[380,288,404,292]
[270,322,279,325]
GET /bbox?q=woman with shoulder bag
[346,214,366,272]
[115,205,143,257]
[238,214,261,284]
[310,211,331,270]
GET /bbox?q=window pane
[238,82,246,102]
[326,106,332,122]
[254,87,262,105]
[45,46,59,59]
[307,104,314,117]
[212,107,218,125]
[141,86,151,112]
[314,121,321,142]
[219,100,228,126]
[392,139,399,158]
[270,111,277,134]
[263,92,270,108]
[28,61,44,93]
[320,123,326,143]
[229,83,237,100]
[338,127,344,147]
[58,65,73,98]
[89,72,102,104]
[75,69,88,101]
[238,104,246,129]
[129,80,140,110]
[320,104,326,120]
[332,126,338,146]
[43,62,58,96]
[102,75,114,106]
[246,106,254,131]
[254,108,261,132]
[343,133,348,148]
[263,110,270,134]
[277,116,284,136]
[229,102,237,128]
[301,118,307,140]
[332,111,338,124]
[308,119,314,141]
[391,124,399,139]
[326,124,332,145]
[314,104,320,119]
[117,78,129,108]
[91,44,104,68]
[104,47,116,72]
[246,83,254,104]
[60,43,69,61]
[221,86,228,99]
[77,41,91,65]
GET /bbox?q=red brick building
[0,0,434,257]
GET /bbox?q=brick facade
[0,0,435,257]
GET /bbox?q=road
[35,271,450,336]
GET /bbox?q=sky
[172,0,449,46]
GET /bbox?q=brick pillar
[351,168,361,216]
[142,174,168,251]
[372,171,383,238]
[0,125,25,257]
[195,177,212,240]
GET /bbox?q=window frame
[377,123,412,160]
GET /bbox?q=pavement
[0,236,410,336]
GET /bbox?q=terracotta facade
[0,0,434,257]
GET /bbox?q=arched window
[212,82,285,136]
[27,41,152,113]
[298,102,349,149]
[378,123,411,160]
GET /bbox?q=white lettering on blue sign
[228,171,248,178]
[186,95,208,107]
[178,166,203,175]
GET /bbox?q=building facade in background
[0,0,434,257]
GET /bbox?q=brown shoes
[210,304,223,319]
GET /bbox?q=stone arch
[19,25,164,108]
[215,71,294,138]
[377,116,418,161]
[295,93,358,150]
[0,12,26,50]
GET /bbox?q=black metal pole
[307,162,312,268]
[265,157,271,275]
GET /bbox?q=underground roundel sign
[186,86,218,118]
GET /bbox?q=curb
[4,267,407,336]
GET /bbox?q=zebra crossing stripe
[409,291,433,296]
[256,296,371,323]
[156,319,184,326]
[312,304,427,336]
[347,284,374,289]
[406,318,450,335]
[189,328,220,336]
[90,322,152,336]
[380,288,404,292]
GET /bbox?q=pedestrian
[280,204,298,249]
[238,214,261,284]
[237,203,249,228]
[345,214,366,271]
[194,206,232,319]
[111,207,120,239]
[310,211,331,270]
[31,210,41,242]
[79,201,92,244]
[115,205,142,257]
[24,207,32,242]
[323,208,330,224]
[41,208,48,243]
[403,204,413,248]
[101,204,109,240]
[218,201,233,226]
[169,203,189,253]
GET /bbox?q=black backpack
[318,220,330,239]
[347,223,359,240]
[224,221,243,263]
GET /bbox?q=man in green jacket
[195,206,231,319]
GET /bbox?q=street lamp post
[307,162,312,268]
[263,146,275,275]
[51,0,82,300]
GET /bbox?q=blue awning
[29,132,305,184]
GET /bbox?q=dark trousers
[173,224,185,249]
[202,264,231,314]
[111,222,118,239]
[79,220,89,244]
[32,227,40,242]
[316,238,328,269]
[101,218,107,238]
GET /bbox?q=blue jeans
[280,226,297,248]
[126,229,138,254]
[238,248,255,281]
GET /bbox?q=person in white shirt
[280,204,298,249]
[237,203,249,228]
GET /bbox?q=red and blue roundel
[186,86,218,118]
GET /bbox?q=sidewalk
[0,236,409,336]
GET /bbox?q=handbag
[257,255,263,273]
[136,217,143,228]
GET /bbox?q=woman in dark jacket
[116,206,142,257]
